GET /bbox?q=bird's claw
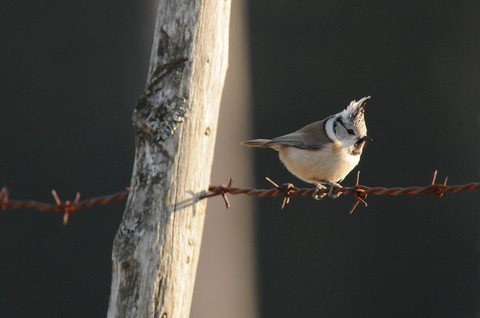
[312,184,327,200]
[313,181,342,200]
[327,181,342,199]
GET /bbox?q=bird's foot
[326,181,342,199]
[312,184,327,200]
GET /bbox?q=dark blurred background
[0,1,155,317]
[249,1,480,317]
[1,1,479,317]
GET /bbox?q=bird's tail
[240,139,272,147]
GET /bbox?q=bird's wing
[265,120,331,150]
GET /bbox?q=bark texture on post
[107,1,230,317]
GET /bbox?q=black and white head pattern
[325,97,369,147]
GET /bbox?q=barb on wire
[0,186,129,225]
[203,170,480,214]
[265,177,295,210]
[202,178,233,208]
[348,171,368,214]
[1,170,479,224]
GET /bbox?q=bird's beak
[360,135,373,142]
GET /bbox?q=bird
[241,96,372,199]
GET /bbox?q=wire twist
[0,187,129,225]
[204,171,480,213]
[1,171,479,224]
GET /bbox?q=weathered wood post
[107,0,231,317]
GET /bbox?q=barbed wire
[1,171,479,224]
[203,171,480,213]
[0,187,129,225]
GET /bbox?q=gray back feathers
[241,119,331,150]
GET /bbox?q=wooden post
[107,0,231,317]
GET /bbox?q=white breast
[278,143,360,184]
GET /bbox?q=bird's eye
[346,128,354,134]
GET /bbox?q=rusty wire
[203,170,480,213]
[1,171,479,224]
[0,187,129,225]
